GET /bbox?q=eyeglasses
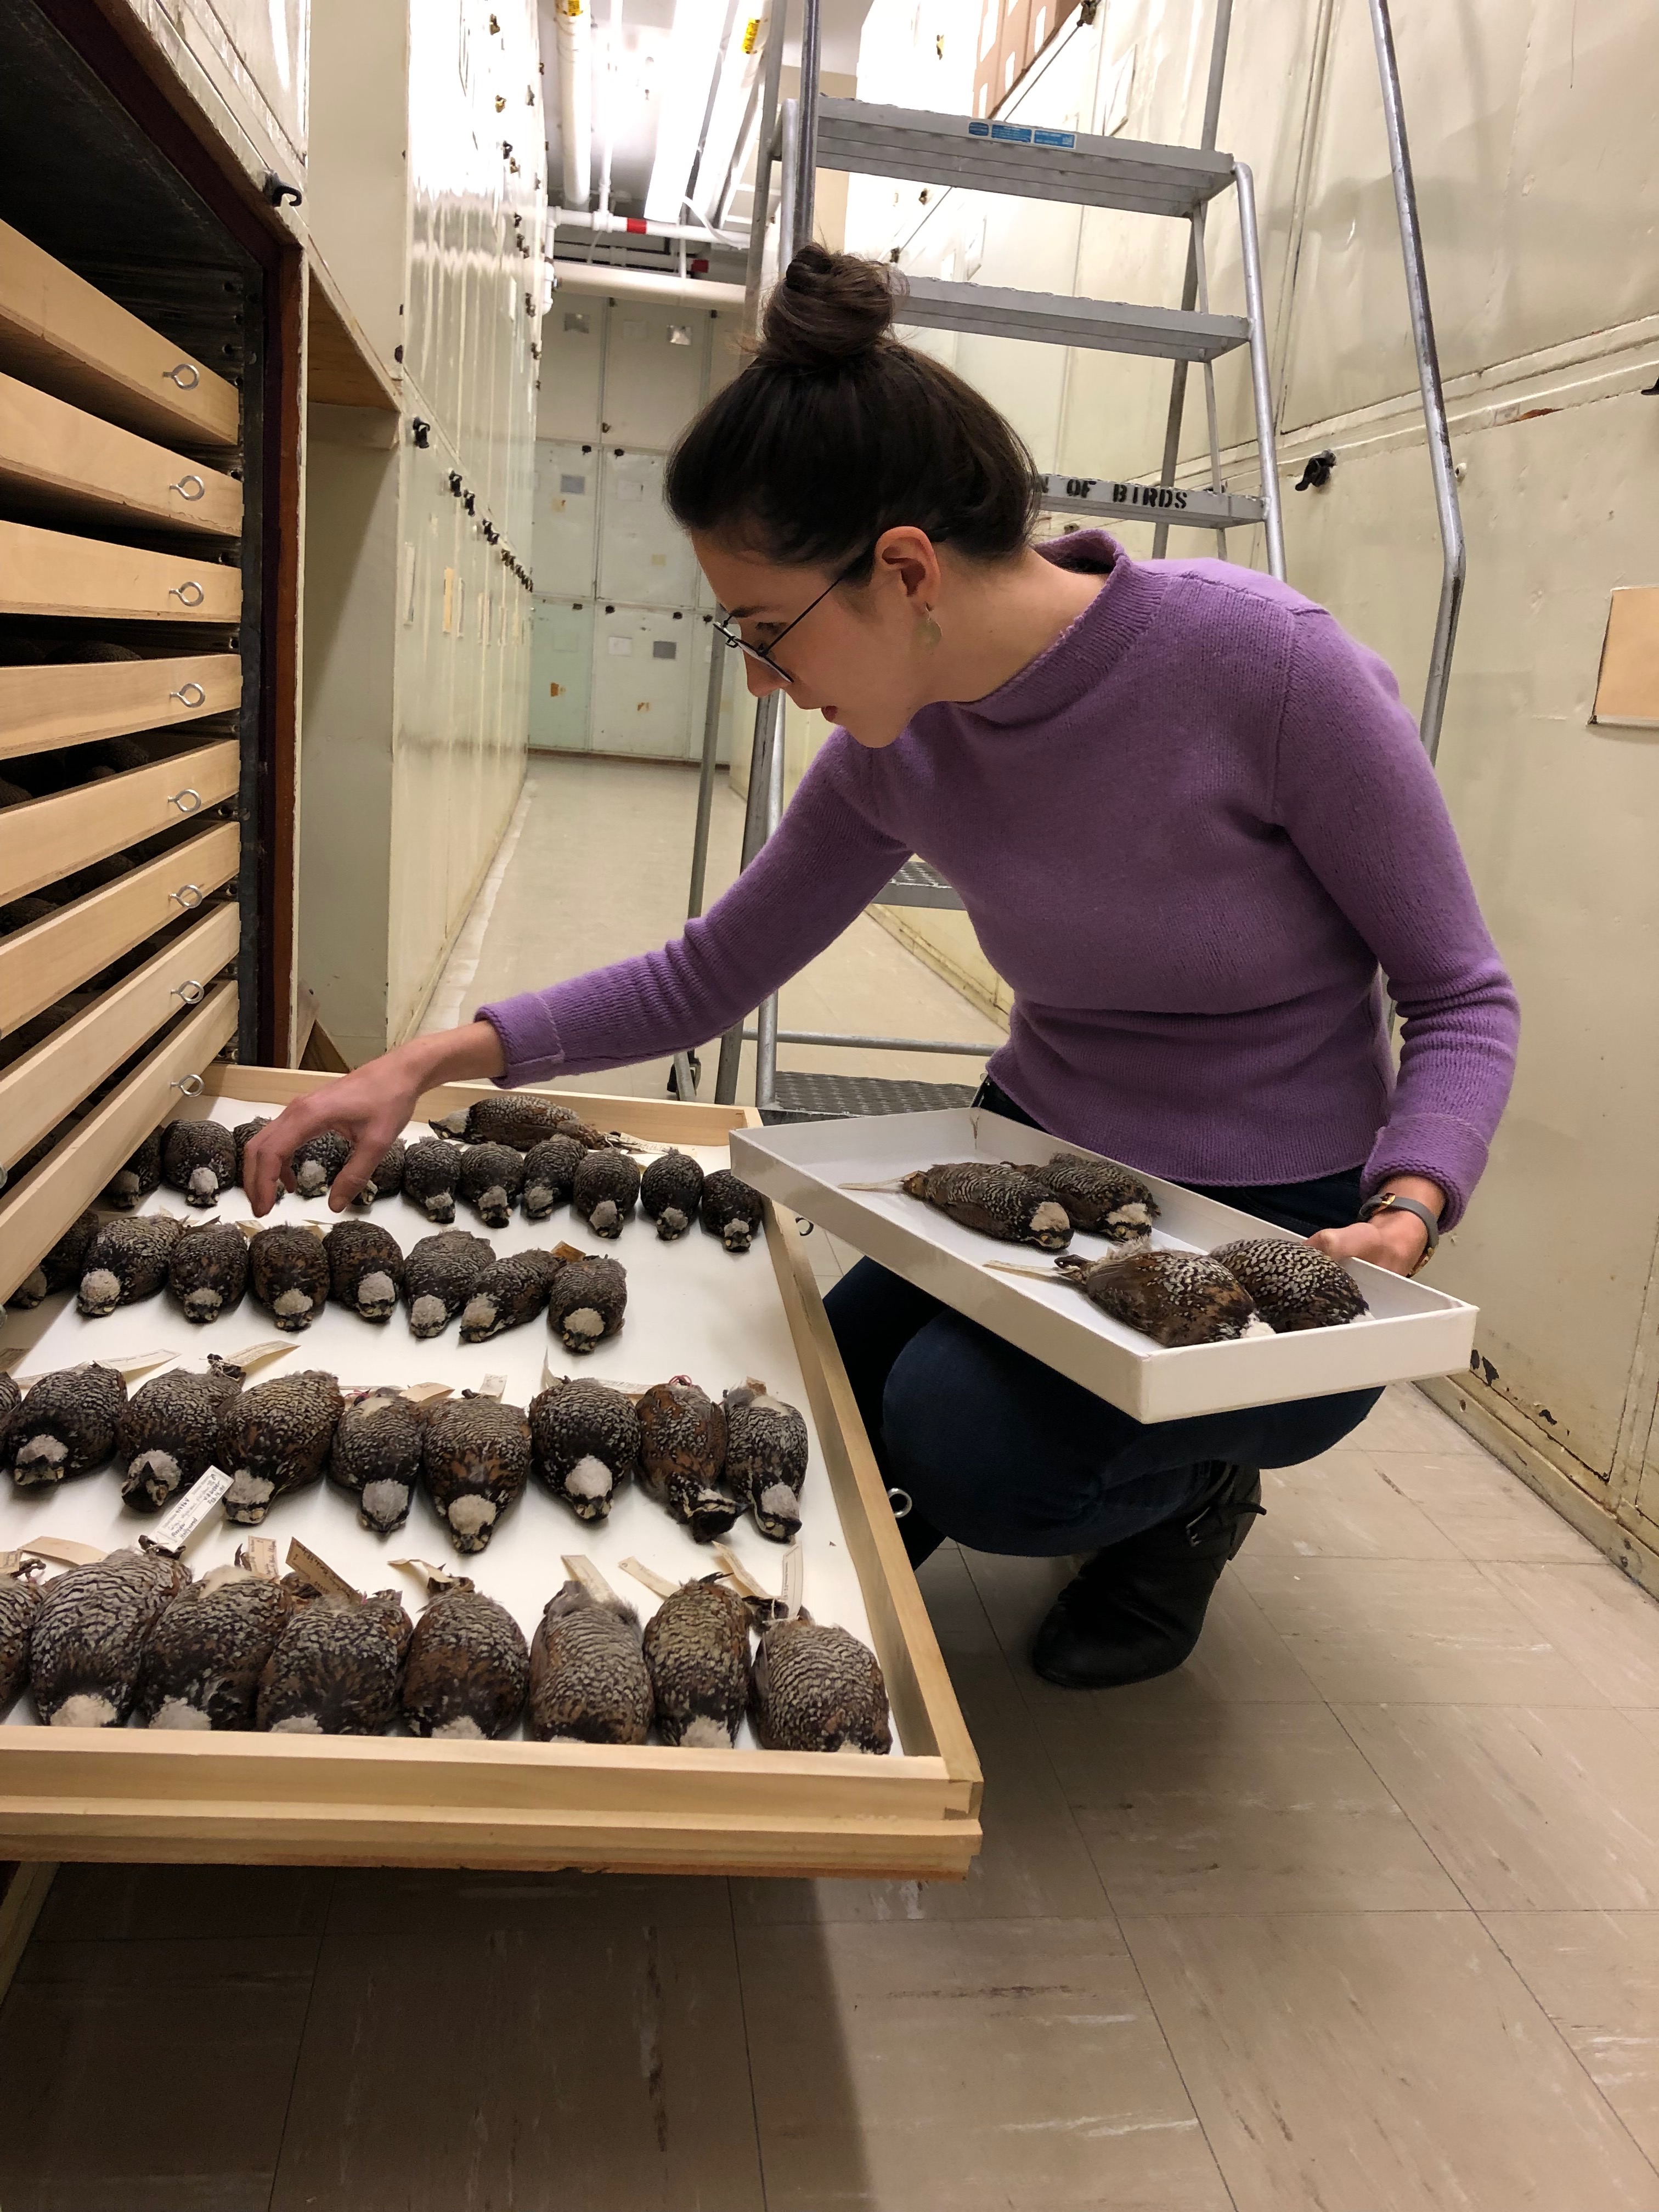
[712,548,873,683]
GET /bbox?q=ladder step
[817,100,1236,218]
[896,276,1249,362]
[766,1070,980,1122]
[1039,475,1265,531]
[873,857,965,910]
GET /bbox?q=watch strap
[1359,1191,1440,1259]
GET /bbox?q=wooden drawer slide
[0,821,238,1034]
[0,520,240,623]
[0,372,242,538]
[0,738,239,900]
[0,653,240,763]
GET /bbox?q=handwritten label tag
[21,1537,105,1567]
[285,1539,362,1605]
[236,1536,279,1581]
[402,1382,453,1406]
[149,1467,232,1555]
[478,1374,507,1400]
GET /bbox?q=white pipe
[549,258,747,306]
[598,0,619,218]
[555,0,593,210]
[551,205,747,247]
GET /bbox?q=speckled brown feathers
[528,1377,639,1521]
[249,1223,331,1333]
[521,1135,587,1220]
[325,1218,407,1321]
[6,1210,97,1309]
[117,1355,245,1511]
[9,1363,127,1487]
[723,1384,809,1542]
[221,1369,343,1523]
[168,1220,250,1323]
[421,1394,531,1553]
[635,1378,736,1542]
[404,1229,494,1339]
[1211,1238,1369,1331]
[699,1169,765,1254]
[0,1561,42,1711]
[900,1161,1071,1250]
[458,1142,525,1227]
[102,1128,162,1210]
[432,1093,577,1150]
[641,1150,706,1241]
[401,1137,464,1223]
[460,1248,563,1342]
[572,1148,639,1238]
[749,1611,891,1755]
[78,1214,184,1315]
[400,1581,529,1739]
[137,1566,290,1729]
[1056,1249,1260,1347]
[528,1581,652,1744]
[546,1251,627,1353]
[30,1546,193,1726]
[1030,1153,1159,1243]
[642,1576,751,1747]
[330,1386,428,1533]
[255,1589,411,1734]
[162,1119,238,1208]
[352,1138,406,1206]
[291,1128,351,1199]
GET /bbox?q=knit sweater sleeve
[474,738,908,1082]
[1272,607,1519,1228]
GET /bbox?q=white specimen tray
[730,1108,1477,1426]
[1,1098,891,1750]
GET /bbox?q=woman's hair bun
[758,242,898,369]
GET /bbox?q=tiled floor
[7,758,1659,2209]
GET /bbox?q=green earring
[917,612,942,651]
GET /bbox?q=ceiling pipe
[551,206,747,248]
[548,258,747,306]
[597,0,619,219]
[555,0,594,209]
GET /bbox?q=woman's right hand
[241,1020,506,1216]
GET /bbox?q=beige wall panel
[306,0,408,371]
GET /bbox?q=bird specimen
[528,1376,639,1522]
[248,1222,331,1331]
[221,1368,343,1523]
[161,1119,238,1209]
[699,1169,765,1254]
[998,1248,1264,1348]
[8,1362,127,1488]
[848,1161,1071,1250]
[0,1555,43,1711]
[404,1228,495,1338]
[431,1093,574,1149]
[520,1134,586,1221]
[452,1141,521,1229]
[397,1566,530,1739]
[30,1544,192,1726]
[136,1562,290,1729]
[640,1149,706,1241]
[78,1214,184,1314]
[751,1609,892,1754]
[292,1128,351,1198]
[6,1210,97,1310]
[117,1350,279,1512]
[352,1138,407,1206]
[623,1559,751,1749]
[1028,1153,1159,1244]
[723,1381,809,1542]
[256,1573,411,1734]
[101,1128,162,1210]
[421,1392,531,1554]
[572,1149,639,1238]
[232,1117,271,1182]
[1210,1238,1369,1331]
[0,1372,16,1460]
[635,1377,736,1542]
[527,1557,653,1745]
[402,1136,464,1223]
[459,1247,564,1342]
[167,1218,250,1323]
[330,1385,432,1534]
[324,1217,407,1321]
[545,1249,628,1354]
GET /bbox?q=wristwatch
[1358,1192,1440,1273]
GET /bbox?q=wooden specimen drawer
[0,821,238,1034]
[0,373,242,538]
[0,520,240,624]
[0,738,239,900]
[0,653,240,763]
[0,216,239,450]
[0,901,238,1171]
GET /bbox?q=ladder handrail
[1367,0,1464,764]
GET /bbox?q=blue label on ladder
[989,122,1033,142]
[1032,126,1077,148]
[967,120,1077,148]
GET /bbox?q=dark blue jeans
[824,1079,1382,1566]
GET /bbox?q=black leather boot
[1032,1462,1265,1689]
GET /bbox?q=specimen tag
[478,1373,507,1400]
[224,1340,293,1375]
[21,1537,106,1567]
[618,1555,676,1599]
[780,1540,804,1621]
[111,1348,179,1381]
[236,1537,279,1580]
[149,1467,232,1554]
[552,1242,589,1263]
[402,1381,453,1405]
[561,1553,616,1604]
[285,1539,362,1604]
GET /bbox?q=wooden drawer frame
[0,738,239,901]
[0,823,239,1035]
[0,519,240,623]
[0,1066,983,1881]
[0,371,242,539]
[0,654,240,764]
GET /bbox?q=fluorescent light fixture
[644,0,733,223]
[690,0,768,222]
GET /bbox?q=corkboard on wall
[1593,588,1659,728]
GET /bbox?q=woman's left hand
[1308,1176,1446,1278]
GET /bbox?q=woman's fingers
[327,1128,399,1214]
[242,1091,348,1217]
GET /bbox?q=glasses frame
[712,546,874,684]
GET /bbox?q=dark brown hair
[665,242,1040,577]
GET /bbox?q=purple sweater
[481,534,1517,1227]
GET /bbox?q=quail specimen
[546,1250,628,1354]
[30,1545,192,1726]
[520,1134,586,1221]
[0,1558,42,1711]
[750,1610,893,1755]
[572,1148,639,1238]
[527,1566,653,1744]
[161,1119,238,1209]
[855,1161,1071,1250]
[7,1209,98,1310]
[699,1168,765,1254]
[399,1573,531,1739]
[431,1093,596,1150]
[637,1571,751,1748]
[404,1228,495,1338]
[78,1214,184,1314]
[635,1378,736,1542]
[403,1136,464,1223]
[232,1116,271,1182]
[352,1137,407,1206]
[724,1382,809,1542]
[421,1393,531,1554]
[459,1247,564,1342]
[1052,1249,1262,1347]
[256,1586,411,1734]
[249,1223,330,1331]
[325,1217,407,1321]
[528,1376,639,1521]
[1030,1153,1159,1243]
[0,1370,18,1460]
[330,1386,430,1534]
[117,1353,247,1511]
[458,1140,526,1228]
[137,1564,291,1729]
[221,1368,343,1523]
[1210,1238,1369,1332]
[102,1127,162,1210]
[168,1219,250,1324]
[291,1128,351,1199]
[641,1149,706,1241]
[9,1362,127,1488]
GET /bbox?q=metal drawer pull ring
[170,580,205,606]
[165,363,201,389]
[172,1073,205,1097]
[171,474,206,501]
[172,980,206,1006]
[169,788,202,815]
[885,1487,913,1521]
[170,883,204,910]
[170,682,206,707]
